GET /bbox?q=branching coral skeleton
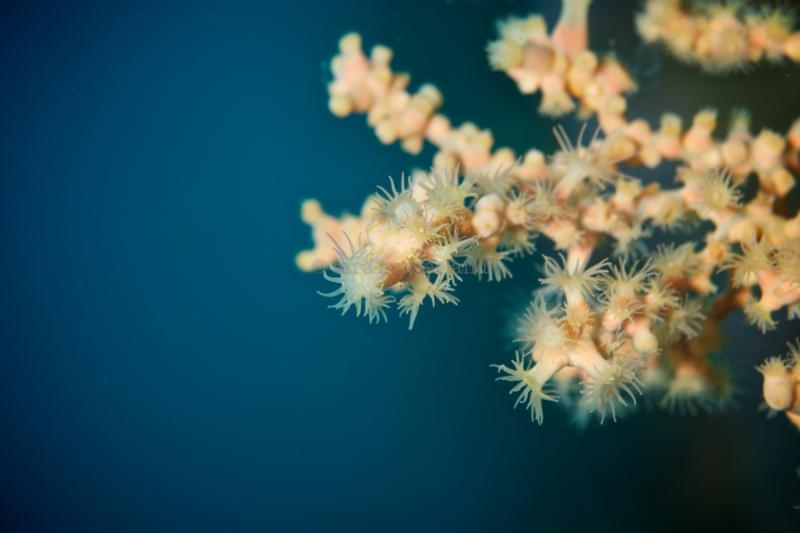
[298,0,800,430]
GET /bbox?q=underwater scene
[2,0,800,531]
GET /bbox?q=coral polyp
[492,351,560,425]
[581,359,644,423]
[319,234,394,324]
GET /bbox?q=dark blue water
[1,1,799,531]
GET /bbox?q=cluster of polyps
[321,15,800,191]
[487,2,800,186]
[325,31,514,171]
[486,0,635,124]
[327,33,443,155]
[636,0,800,73]
[495,255,712,424]
[298,0,800,429]
[307,166,543,330]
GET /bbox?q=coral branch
[299,0,800,429]
[637,0,800,72]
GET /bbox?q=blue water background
[1,0,800,531]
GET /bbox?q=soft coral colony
[296,0,800,428]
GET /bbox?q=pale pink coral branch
[636,0,800,72]
[299,1,800,428]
